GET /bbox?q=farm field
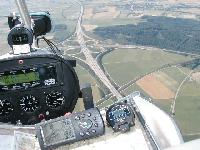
[175,80,200,141]
[102,48,193,85]
[136,74,175,99]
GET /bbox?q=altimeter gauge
[0,99,14,117]
[46,92,65,109]
[20,95,40,112]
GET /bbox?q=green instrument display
[0,66,57,92]
[0,72,40,86]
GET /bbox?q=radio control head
[7,26,33,54]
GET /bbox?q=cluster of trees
[94,16,200,54]
[181,59,200,69]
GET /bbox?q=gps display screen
[0,72,39,86]
[41,119,76,146]
[0,65,57,92]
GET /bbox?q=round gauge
[106,102,134,132]
[20,95,40,112]
[46,92,65,109]
[0,99,14,117]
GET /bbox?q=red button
[38,114,45,121]
[18,60,24,64]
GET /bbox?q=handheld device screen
[41,119,76,146]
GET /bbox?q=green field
[102,48,193,85]
[154,67,188,92]
[151,67,188,113]
[84,17,145,40]
[162,67,190,85]
[175,80,200,141]
[53,23,76,42]
[87,18,144,27]
[75,65,104,100]
[151,68,200,141]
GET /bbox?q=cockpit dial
[20,95,40,112]
[46,92,65,109]
[0,99,14,117]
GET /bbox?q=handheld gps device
[35,108,105,150]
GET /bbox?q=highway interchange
[60,1,200,112]
[74,2,122,100]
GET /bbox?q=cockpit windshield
[0,0,200,143]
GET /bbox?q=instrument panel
[0,52,80,124]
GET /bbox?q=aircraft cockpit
[0,2,139,149]
[0,0,190,150]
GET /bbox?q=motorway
[62,1,200,104]
[75,3,122,100]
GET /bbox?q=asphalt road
[75,3,122,100]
